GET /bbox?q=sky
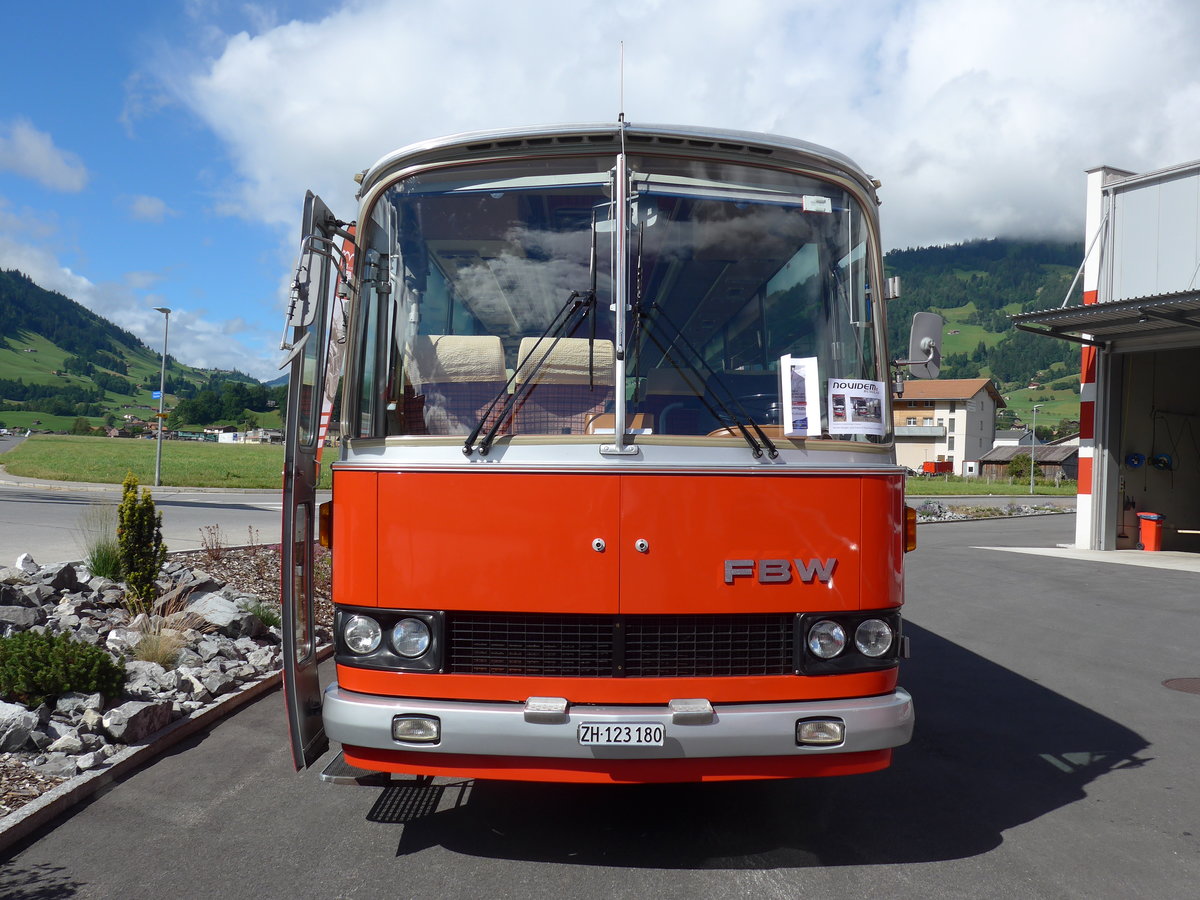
[3,0,1199,381]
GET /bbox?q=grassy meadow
[1,434,330,489]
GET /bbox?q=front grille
[446,612,794,677]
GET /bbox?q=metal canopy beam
[1012,290,1200,347]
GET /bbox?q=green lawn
[907,476,1076,496]
[1,434,330,489]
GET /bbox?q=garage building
[1014,161,1200,552]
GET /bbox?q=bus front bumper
[322,685,914,759]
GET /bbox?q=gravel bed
[0,544,331,820]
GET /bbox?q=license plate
[578,722,665,746]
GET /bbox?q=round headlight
[343,615,381,654]
[392,617,432,658]
[807,620,846,659]
[855,619,894,658]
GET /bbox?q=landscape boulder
[102,700,172,744]
[0,605,44,629]
[186,594,263,638]
[0,700,40,752]
[33,562,80,592]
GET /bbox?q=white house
[893,378,1005,475]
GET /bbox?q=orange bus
[281,123,939,784]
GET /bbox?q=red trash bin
[1136,512,1165,551]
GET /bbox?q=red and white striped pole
[1076,168,1107,548]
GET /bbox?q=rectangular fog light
[392,715,441,744]
[796,718,845,746]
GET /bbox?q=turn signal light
[905,506,917,552]
[318,501,333,548]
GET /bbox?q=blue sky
[3,1,1199,380]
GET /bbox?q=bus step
[318,751,393,786]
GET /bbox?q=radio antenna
[618,41,626,152]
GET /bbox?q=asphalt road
[0,482,287,566]
[2,514,1198,898]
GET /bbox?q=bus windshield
[355,153,886,443]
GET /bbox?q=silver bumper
[322,685,914,759]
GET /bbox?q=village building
[892,378,1005,475]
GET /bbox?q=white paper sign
[780,355,821,437]
[827,379,887,436]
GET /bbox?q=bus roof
[356,122,879,202]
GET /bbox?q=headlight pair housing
[335,607,442,672]
[797,611,903,675]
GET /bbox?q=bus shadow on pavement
[361,621,1150,867]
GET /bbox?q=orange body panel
[342,745,892,783]
[334,469,905,616]
[332,470,378,607]
[375,471,620,614]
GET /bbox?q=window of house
[923,417,933,426]
[906,417,917,426]
[949,419,955,432]
[948,436,955,451]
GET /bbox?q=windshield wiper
[633,301,778,459]
[462,290,596,456]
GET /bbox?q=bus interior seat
[512,337,614,435]
[407,334,508,436]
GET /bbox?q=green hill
[885,238,1084,434]
[0,269,276,433]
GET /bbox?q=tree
[1007,453,1042,481]
[117,473,166,609]
[69,417,94,435]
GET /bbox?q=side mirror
[901,311,943,379]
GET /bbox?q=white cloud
[0,119,88,192]
[0,230,282,381]
[126,194,177,223]
[158,0,1200,252]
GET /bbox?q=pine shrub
[0,631,126,708]
[117,472,166,609]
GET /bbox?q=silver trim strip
[322,686,914,759]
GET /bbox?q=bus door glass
[282,191,346,770]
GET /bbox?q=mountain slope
[0,269,261,431]
[885,239,1085,431]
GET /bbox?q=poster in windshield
[781,355,822,437]
[827,379,886,436]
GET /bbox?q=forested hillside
[885,238,1083,382]
[0,269,278,433]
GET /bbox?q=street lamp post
[1030,403,1042,495]
[153,307,171,487]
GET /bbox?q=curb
[0,645,333,855]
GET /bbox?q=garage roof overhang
[1012,292,1200,352]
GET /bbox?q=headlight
[392,617,432,658]
[807,620,846,659]
[343,615,381,654]
[855,619,894,658]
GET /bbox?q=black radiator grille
[446,612,795,677]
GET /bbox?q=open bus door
[281,191,349,770]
